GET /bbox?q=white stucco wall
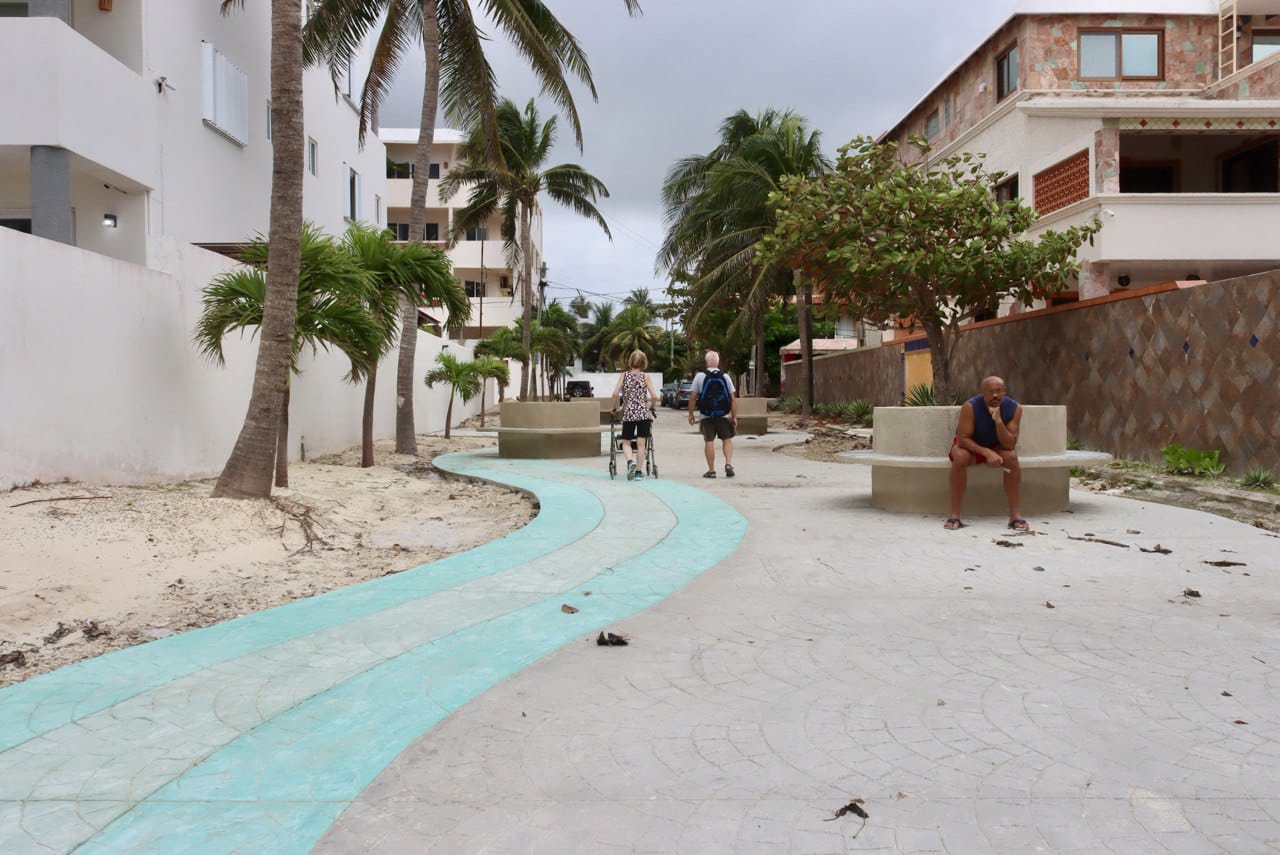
[1,229,478,488]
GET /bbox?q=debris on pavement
[1068,535,1130,548]
[43,623,73,645]
[1204,560,1246,567]
[993,540,1023,548]
[1222,691,1233,697]
[1045,601,1056,609]
[1139,544,1173,554]
[81,621,110,639]
[1033,566,1046,572]
[560,604,579,615]
[1,650,27,668]
[1183,588,1202,598]
[596,632,629,647]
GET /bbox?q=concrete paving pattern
[1,418,1278,853]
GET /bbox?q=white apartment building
[0,0,386,265]
[879,0,1280,320]
[380,127,544,340]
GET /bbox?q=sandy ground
[0,436,532,688]
[770,413,870,463]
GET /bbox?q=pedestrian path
[0,450,747,854]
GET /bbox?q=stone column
[28,0,71,21]
[31,146,74,246]
[1094,123,1121,195]
[1078,261,1111,300]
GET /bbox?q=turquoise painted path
[0,450,746,853]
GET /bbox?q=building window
[925,110,941,140]
[387,160,412,179]
[345,167,361,221]
[995,45,1018,101]
[1080,30,1163,81]
[0,3,28,17]
[463,280,485,299]
[994,174,1020,204]
[425,223,440,241]
[388,222,410,241]
[307,138,318,175]
[465,227,489,241]
[201,42,249,145]
[428,163,442,180]
[1255,31,1280,63]
[943,94,953,127]
[340,54,355,101]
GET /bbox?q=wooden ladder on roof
[1220,0,1239,79]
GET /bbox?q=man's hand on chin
[988,404,1002,422]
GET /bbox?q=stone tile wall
[797,273,1279,474]
[781,344,904,409]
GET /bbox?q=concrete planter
[735,397,771,435]
[497,401,606,459]
[846,406,1112,516]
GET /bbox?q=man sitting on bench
[946,376,1025,531]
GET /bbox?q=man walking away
[688,351,738,479]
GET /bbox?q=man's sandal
[703,471,717,479]
[944,518,964,530]
[1008,518,1030,532]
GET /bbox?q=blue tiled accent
[1128,347,1135,359]
[1183,341,1191,355]
[1251,334,1260,348]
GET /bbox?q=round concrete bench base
[871,465,1069,517]
[498,431,603,460]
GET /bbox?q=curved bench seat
[850,406,1113,516]
[840,450,1113,469]
[498,401,606,459]
[496,426,610,436]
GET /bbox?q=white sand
[0,436,532,687]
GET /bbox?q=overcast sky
[379,0,1016,308]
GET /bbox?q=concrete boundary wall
[784,272,1279,474]
[1,230,480,488]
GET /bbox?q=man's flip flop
[944,518,964,530]
[725,465,735,478]
[703,471,717,479]
[1008,518,1030,532]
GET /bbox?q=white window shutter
[202,42,249,145]
[354,172,363,221]
[201,42,216,123]
[342,164,351,219]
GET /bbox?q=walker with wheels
[608,411,658,481]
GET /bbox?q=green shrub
[1162,444,1226,478]
[1242,467,1276,490]
[849,398,874,427]
[905,383,937,407]
[1067,437,1082,451]
[772,395,802,414]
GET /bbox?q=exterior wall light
[1117,275,1131,288]
[103,214,118,228]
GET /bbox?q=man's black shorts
[699,416,735,442]
[620,420,652,440]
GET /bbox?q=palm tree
[424,352,480,439]
[304,0,642,455]
[568,293,591,319]
[196,225,382,488]
[604,305,660,366]
[441,97,612,401]
[658,110,829,413]
[471,355,510,428]
[342,223,467,467]
[578,302,615,372]
[474,326,524,406]
[211,0,306,498]
[622,288,655,315]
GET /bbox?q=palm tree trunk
[754,322,766,397]
[478,378,486,428]
[361,369,377,467]
[794,272,814,418]
[275,384,291,489]
[212,0,304,499]
[444,391,454,439]
[394,0,441,455]
[518,203,533,400]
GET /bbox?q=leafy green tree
[304,0,641,453]
[196,225,381,488]
[658,109,829,413]
[441,98,612,400]
[758,137,1101,403]
[212,0,306,499]
[578,302,615,371]
[475,327,524,405]
[622,288,655,315]
[342,223,466,467]
[471,355,510,428]
[605,306,662,366]
[424,352,480,439]
[568,293,591,319]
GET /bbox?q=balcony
[0,18,157,189]
[385,176,467,210]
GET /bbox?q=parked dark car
[673,380,694,409]
[564,381,594,401]
[660,382,678,408]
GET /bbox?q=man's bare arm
[996,405,1021,448]
[688,391,699,424]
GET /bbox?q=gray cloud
[380,0,1015,304]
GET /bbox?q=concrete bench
[842,406,1112,516]
[735,397,771,435]
[498,401,605,459]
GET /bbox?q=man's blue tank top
[969,394,1019,448]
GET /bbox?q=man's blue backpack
[697,369,732,418]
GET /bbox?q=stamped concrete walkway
[0,449,745,853]
[2,420,1278,853]
[319,420,1280,854]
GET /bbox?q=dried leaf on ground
[596,632,628,647]
[1,651,27,667]
[1183,588,1202,598]
[561,604,579,615]
[993,540,1023,548]
[1045,601,1056,609]
[824,799,869,821]
[43,623,73,645]
[81,621,110,639]
[1203,560,1246,568]
[1139,545,1173,554]
[1068,535,1130,548]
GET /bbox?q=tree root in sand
[270,496,328,554]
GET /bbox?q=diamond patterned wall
[800,272,1280,474]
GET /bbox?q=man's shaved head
[980,376,1007,406]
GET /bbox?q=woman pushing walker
[611,350,660,481]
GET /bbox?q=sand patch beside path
[0,436,532,687]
